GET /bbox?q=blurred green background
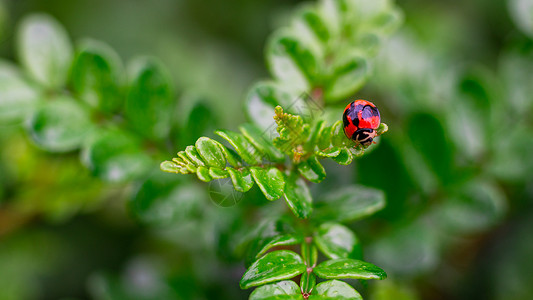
[1,0,533,299]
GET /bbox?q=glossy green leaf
[70,39,123,112]
[297,156,326,183]
[249,281,301,300]
[125,57,174,140]
[314,259,386,280]
[196,166,213,182]
[315,223,361,260]
[29,96,93,152]
[0,61,39,124]
[246,218,303,267]
[240,123,285,163]
[240,250,306,289]
[226,167,254,192]
[266,32,318,92]
[160,161,182,174]
[301,271,316,295]
[208,167,228,179]
[250,167,285,201]
[216,130,262,165]
[308,280,363,300]
[314,185,385,222]
[185,145,206,167]
[331,148,353,165]
[283,174,313,219]
[16,14,72,88]
[81,128,152,182]
[195,137,226,168]
[325,54,369,102]
[301,241,318,267]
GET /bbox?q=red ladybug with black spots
[342,100,381,146]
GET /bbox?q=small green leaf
[300,271,316,295]
[29,96,93,152]
[250,167,285,201]
[216,130,262,165]
[70,39,123,112]
[125,57,174,140]
[185,145,206,167]
[227,167,254,192]
[208,167,228,179]
[240,250,306,289]
[297,7,330,43]
[301,241,318,267]
[331,148,353,165]
[325,54,369,102]
[16,14,73,88]
[196,166,213,182]
[240,123,285,163]
[314,185,385,222]
[297,156,326,183]
[249,281,301,300]
[82,128,152,182]
[308,280,363,300]
[160,161,181,174]
[195,137,226,168]
[247,234,303,267]
[283,173,313,219]
[314,259,387,280]
[246,218,303,267]
[315,223,361,260]
[0,61,39,124]
[266,32,318,92]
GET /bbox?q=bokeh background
[1,0,533,299]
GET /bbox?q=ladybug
[342,100,381,146]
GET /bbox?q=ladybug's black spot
[343,110,350,128]
[348,106,360,127]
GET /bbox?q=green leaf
[160,161,183,174]
[331,148,353,165]
[266,32,318,92]
[227,167,254,192]
[240,250,306,289]
[185,145,206,167]
[283,173,313,219]
[82,128,152,182]
[297,156,326,183]
[195,137,226,168]
[125,57,174,140]
[325,53,369,102]
[240,123,285,163]
[29,96,93,152]
[315,223,361,260]
[314,259,386,280]
[246,218,303,267]
[208,167,228,179]
[250,167,285,201]
[70,39,123,112]
[314,185,385,222]
[215,130,262,165]
[196,166,213,182]
[297,7,330,43]
[0,61,39,124]
[308,280,363,300]
[273,106,311,156]
[16,14,73,88]
[301,271,316,295]
[301,241,318,267]
[250,281,301,300]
